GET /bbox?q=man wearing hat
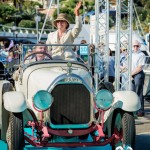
[131,40,146,117]
[46,1,82,61]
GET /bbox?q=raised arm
[71,1,83,38]
[74,1,82,16]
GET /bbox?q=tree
[0,2,16,24]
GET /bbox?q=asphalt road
[135,100,150,150]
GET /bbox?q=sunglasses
[57,20,66,23]
[123,49,127,52]
[133,45,139,47]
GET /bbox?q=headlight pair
[33,89,113,111]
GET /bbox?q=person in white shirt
[46,1,82,61]
[13,43,50,81]
[24,44,49,63]
[131,40,146,117]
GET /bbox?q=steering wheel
[24,51,53,62]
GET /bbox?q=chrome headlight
[96,89,113,110]
[33,90,53,111]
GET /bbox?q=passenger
[12,44,49,81]
[24,44,49,63]
[46,1,82,61]
[131,40,146,117]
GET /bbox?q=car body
[0,44,141,150]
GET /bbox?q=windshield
[21,44,90,66]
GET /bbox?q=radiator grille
[50,84,91,125]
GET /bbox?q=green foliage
[4,22,14,27]
[0,2,16,23]
[44,20,53,29]
[134,1,150,33]
[18,20,35,28]
[21,0,42,20]
[0,18,4,24]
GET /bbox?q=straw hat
[53,13,70,29]
[121,41,128,51]
[120,46,127,51]
[133,40,141,47]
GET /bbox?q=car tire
[6,112,24,150]
[1,83,13,141]
[98,82,115,93]
[111,109,135,150]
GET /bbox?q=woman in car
[46,1,82,61]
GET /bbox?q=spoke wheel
[6,112,24,150]
[111,109,135,150]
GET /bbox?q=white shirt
[132,50,145,71]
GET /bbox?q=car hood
[22,64,92,99]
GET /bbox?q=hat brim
[121,47,126,51]
[53,18,70,29]
[132,40,141,47]
[133,43,141,47]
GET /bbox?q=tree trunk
[13,0,16,8]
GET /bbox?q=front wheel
[111,109,135,150]
[6,112,24,150]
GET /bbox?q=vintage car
[0,44,140,150]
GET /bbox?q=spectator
[99,48,115,83]
[120,46,128,90]
[80,40,87,44]
[46,1,82,61]
[8,47,14,62]
[131,40,146,117]
[108,48,115,83]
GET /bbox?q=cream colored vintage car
[0,44,140,150]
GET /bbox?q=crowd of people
[0,40,21,63]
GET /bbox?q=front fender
[112,91,140,111]
[3,91,27,112]
[104,91,140,123]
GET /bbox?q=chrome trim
[47,73,93,93]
